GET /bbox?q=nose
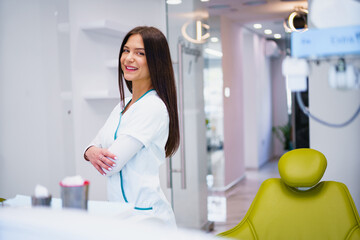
[125,53,135,63]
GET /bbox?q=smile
[125,66,138,71]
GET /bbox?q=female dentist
[84,26,180,227]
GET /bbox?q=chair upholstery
[217,148,360,240]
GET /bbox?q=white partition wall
[309,59,360,210]
[220,17,275,188]
[241,28,273,170]
[307,0,360,210]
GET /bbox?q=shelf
[83,90,119,100]
[82,20,128,38]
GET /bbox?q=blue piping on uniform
[115,89,155,206]
[134,206,153,210]
[137,89,155,102]
[120,170,128,203]
[114,89,154,140]
[114,114,122,141]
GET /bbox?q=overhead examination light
[284,8,308,33]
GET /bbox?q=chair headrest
[278,148,327,188]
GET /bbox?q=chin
[123,76,134,81]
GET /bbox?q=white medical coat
[89,90,176,227]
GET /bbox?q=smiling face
[120,34,151,86]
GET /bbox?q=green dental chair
[218,148,360,240]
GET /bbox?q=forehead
[124,34,144,48]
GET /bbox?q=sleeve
[103,134,143,177]
[118,100,169,148]
[84,104,121,153]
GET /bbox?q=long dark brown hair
[118,26,179,157]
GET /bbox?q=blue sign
[291,25,360,58]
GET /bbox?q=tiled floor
[208,159,280,235]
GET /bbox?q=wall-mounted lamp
[181,20,210,44]
[284,8,308,33]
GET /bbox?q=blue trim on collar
[134,206,153,211]
[114,89,154,141]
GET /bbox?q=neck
[131,82,154,102]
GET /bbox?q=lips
[125,65,138,71]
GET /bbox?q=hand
[85,146,117,176]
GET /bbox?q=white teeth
[127,66,137,70]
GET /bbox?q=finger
[103,157,116,167]
[98,154,113,167]
[102,149,117,161]
[94,164,106,176]
[90,157,109,175]
[101,151,117,166]
[98,158,113,171]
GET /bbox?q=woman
[84,26,180,227]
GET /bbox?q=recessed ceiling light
[210,37,219,43]
[166,0,182,5]
[200,0,210,2]
[253,23,262,29]
[264,29,272,34]
[274,34,282,39]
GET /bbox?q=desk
[0,195,217,240]
[3,195,136,218]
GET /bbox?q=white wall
[309,60,360,210]
[220,17,246,186]
[242,29,273,169]
[255,37,273,168]
[270,50,288,158]
[242,31,259,169]
[307,0,360,210]
[0,0,75,198]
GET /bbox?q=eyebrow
[123,46,145,51]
